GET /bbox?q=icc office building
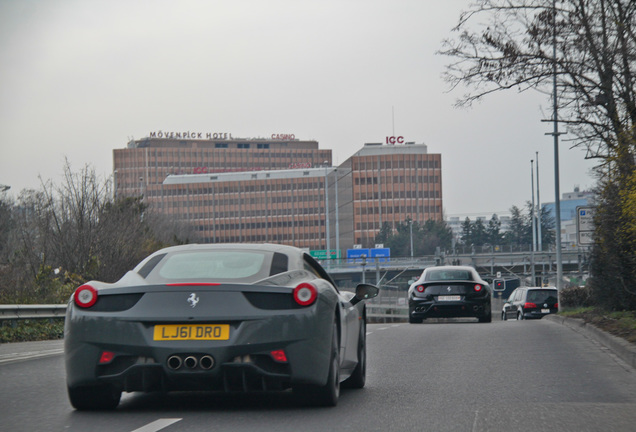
[113,131,443,256]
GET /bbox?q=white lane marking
[367,323,402,335]
[472,410,480,432]
[131,419,182,432]
[0,349,64,365]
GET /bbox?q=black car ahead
[408,266,492,323]
[502,287,559,320]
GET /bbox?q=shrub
[560,285,594,308]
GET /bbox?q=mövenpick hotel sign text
[149,131,234,140]
[148,131,297,141]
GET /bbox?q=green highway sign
[310,249,340,259]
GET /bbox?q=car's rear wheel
[68,384,121,410]
[478,311,492,323]
[294,319,340,406]
[409,315,424,324]
[343,319,366,389]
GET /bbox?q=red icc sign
[385,136,404,145]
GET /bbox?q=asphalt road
[2,318,636,432]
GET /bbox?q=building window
[215,143,228,148]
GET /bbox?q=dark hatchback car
[408,266,492,323]
[502,287,559,320]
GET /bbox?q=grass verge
[560,307,636,344]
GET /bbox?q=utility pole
[536,152,542,252]
[548,0,563,289]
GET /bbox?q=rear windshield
[527,289,558,303]
[425,269,473,281]
[139,250,288,283]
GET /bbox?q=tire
[343,319,366,389]
[68,384,121,410]
[478,311,492,323]
[517,310,524,320]
[502,311,507,321]
[409,315,424,324]
[294,319,340,407]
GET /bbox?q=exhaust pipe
[184,356,198,369]
[167,355,182,370]
[200,355,215,370]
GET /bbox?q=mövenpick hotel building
[113,132,442,254]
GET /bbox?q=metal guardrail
[0,303,406,324]
[0,305,67,321]
[366,304,408,323]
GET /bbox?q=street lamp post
[324,162,330,260]
[536,152,542,252]
[409,219,414,257]
[531,159,537,284]
[361,254,367,284]
[334,168,339,260]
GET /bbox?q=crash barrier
[366,304,408,323]
[0,305,67,323]
[0,304,408,324]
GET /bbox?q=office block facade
[112,134,442,253]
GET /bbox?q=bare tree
[39,159,111,278]
[0,161,196,302]
[440,0,635,308]
[439,0,636,164]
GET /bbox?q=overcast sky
[0,0,597,217]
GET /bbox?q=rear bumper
[64,304,334,392]
[409,298,491,319]
[85,357,294,393]
[521,308,558,319]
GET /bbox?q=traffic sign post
[576,206,595,246]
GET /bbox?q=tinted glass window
[137,254,166,278]
[509,290,520,302]
[527,289,558,303]
[426,269,472,281]
[154,251,268,281]
[270,252,288,276]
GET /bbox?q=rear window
[139,249,288,283]
[527,289,558,303]
[425,269,473,281]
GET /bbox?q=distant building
[343,142,443,247]
[112,133,443,253]
[542,186,595,223]
[113,133,330,198]
[542,187,596,249]
[446,187,596,251]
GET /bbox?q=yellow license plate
[153,324,230,341]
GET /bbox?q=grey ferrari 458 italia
[64,243,379,409]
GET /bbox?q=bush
[0,320,64,343]
[560,285,594,308]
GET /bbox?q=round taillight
[474,284,483,292]
[416,285,425,293]
[293,282,317,306]
[74,284,98,308]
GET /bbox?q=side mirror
[350,283,379,306]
